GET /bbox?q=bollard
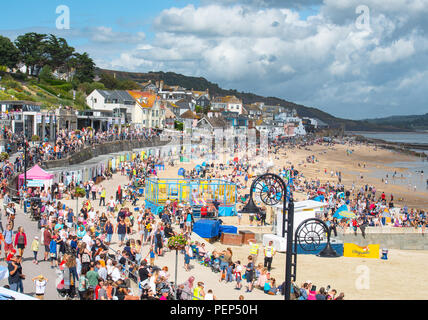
[381,248,388,260]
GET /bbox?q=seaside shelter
[144,177,237,216]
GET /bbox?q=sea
[347,131,428,193]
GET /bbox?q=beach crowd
[1,130,427,300]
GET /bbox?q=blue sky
[1,0,427,119]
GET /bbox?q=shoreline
[346,131,428,157]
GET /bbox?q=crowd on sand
[0,142,345,300]
[1,131,426,300]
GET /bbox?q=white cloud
[100,1,428,119]
[370,38,415,64]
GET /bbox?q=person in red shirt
[14,226,27,257]
[200,206,208,219]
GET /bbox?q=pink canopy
[19,165,54,183]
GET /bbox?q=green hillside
[363,114,428,131]
[0,73,89,110]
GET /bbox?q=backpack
[82,252,90,263]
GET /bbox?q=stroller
[56,279,77,299]
[210,255,221,273]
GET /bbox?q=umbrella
[234,157,239,162]
[202,162,207,167]
[317,188,326,194]
[337,192,345,199]
[335,210,356,219]
[178,168,185,176]
[333,205,348,218]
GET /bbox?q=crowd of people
[5,131,428,300]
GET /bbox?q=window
[152,120,154,127]
[152,110,155,116]
[156,110,159,117]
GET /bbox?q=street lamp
[240,173,296,300]
[48,109,57,142]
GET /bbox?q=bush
[74,187,86,198]
[54,83,73,91]
[31,135,40,142]
[0,152,9,161]
[39,66,54,82]
[11,71,28,82]
[1,79,23,91]
[43,78,67,86]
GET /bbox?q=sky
[1,0,428,120]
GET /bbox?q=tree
[70,52,95,83]
[0,36,20,69]
[38,65,54,81]
[14,32,48,76]
[117,79,140,90]
[78,81,106,95]
[45,34,74,72]
[99,73,119,89]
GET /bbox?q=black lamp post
[240,173,296,300]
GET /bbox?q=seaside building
[211,95,243,115]
[86,89,166,129]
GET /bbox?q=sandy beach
[56,140,428,300]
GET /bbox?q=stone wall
[42,137,170,169]
[337,232,428,250]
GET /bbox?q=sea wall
[42,137,170,169]
[250,228,428,251]
[337,232,428,250]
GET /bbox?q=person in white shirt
[205,289,216,300]
[82,233,93,250]
[32,275,48,300]
[110,261,121,282]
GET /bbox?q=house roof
[212,95,242,104]
[174,97,192,109]
[97,90,134,103]
[198,116,230,129]
[165,108,176,119]
[180,110,199,119]
[127,91,157,108]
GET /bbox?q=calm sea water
[348,132,428,192]
[350,131,428,144]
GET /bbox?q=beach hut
[18,165,54,189]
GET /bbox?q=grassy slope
[0,74,88,110]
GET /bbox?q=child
[226,262,234,283]
[32,275,48,300]
[49,236,58,269]
[234,260,243,290]
[31,236,40,264]
[149,246,155,266]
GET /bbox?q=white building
[211,96,243,114]
[86,90,135,124]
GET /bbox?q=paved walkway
[0,168,283,300]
